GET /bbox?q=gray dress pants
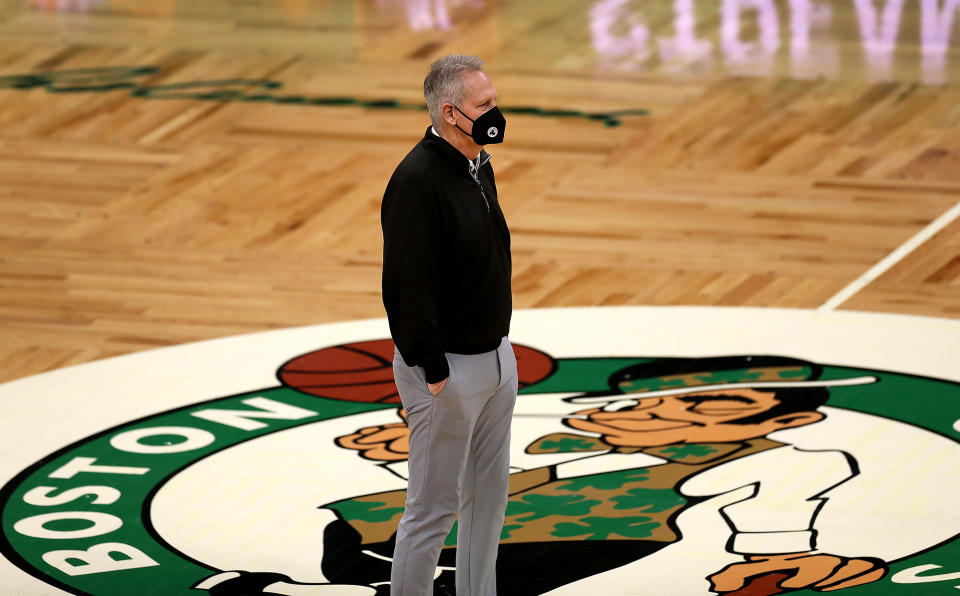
[390,336,518,596]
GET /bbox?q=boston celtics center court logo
[2,308,959,595]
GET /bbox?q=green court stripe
[0,66,649,127]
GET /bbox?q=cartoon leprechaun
[196,350,896,596]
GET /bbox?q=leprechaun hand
[709,552,887,594]
[335,414,410,462]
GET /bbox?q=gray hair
[423,54,485,129]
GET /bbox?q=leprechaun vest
[325,434,783,548]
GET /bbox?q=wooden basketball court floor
[1,1,960,595]
[0,0,959,386]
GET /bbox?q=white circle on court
[2,306,960,595]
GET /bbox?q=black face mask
[453,105,506,145]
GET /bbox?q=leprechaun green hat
[565,355,877,405]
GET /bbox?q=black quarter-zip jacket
[381,126,512,383]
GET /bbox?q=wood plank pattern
[1,0,959,384]
[844,216,960,316]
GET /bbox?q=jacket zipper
[470,154,492,214]
[477,182,491,213]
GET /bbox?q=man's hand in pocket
[428,377,448,395]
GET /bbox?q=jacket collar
[423,126,491,177]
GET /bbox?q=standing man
[380,54,517,596]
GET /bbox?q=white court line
[820,200,960,312]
